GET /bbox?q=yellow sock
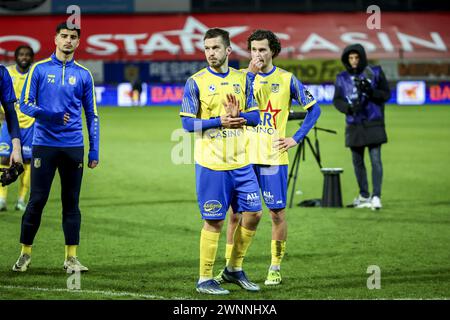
[228,225,256,270]
[21,244,32,255]
[0,164,8,200]
[65,245,77,259]
[199,229,220,280]
[225,243,233,266]
[271,240,286,268]
[18,163,31,202]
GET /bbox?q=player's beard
[208,55,227,69]
[17,60,31,70]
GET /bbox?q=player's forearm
[3,101,20,139]
[86,116,100,161]
[292,104,321,143]
[239,110,260,127]
[20,101,65,124]
[181,116,222,132]
[12,138,21,151]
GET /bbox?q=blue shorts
[0,123,34,160]
[195,164,262,220]
[253,164,288,210]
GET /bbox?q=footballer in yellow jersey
[0,45,35,212]
[217,30,321,287]
[180,28,263,295]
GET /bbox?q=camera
[353,77,372,97]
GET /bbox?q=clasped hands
[221,94,246,129]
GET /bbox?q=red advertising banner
[0,13,449,61]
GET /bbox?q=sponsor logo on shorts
[203,211,223,218]
[276,200,283,205]
[34,158,41,168]
[247,193,260,207]
[263,191,275,204]
[22,146,31,153]
[203,200,222,213]
[0,143,10,152]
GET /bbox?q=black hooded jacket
[333,44,390,148]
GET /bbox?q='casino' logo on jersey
[233,83,241,94]
[203,200,222,213]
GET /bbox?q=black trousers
[350,144,383,198]
[20,146,84,245]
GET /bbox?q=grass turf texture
[0,104,449,300]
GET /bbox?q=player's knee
[229,211,241,224]
[241,210,262,229]
[26,196,47,213]
[204,219,224,232]
[270,208,286,224]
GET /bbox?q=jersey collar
[15,65,29,75]
[51,52,75,67]
[258,66,276,77]
[207,66,230,78]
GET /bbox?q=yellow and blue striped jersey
[5,65,35,128]
[245,66,316,165]
[180,67,258,171]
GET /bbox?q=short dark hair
[204,28,230,47]
[56,22,81,37]
[14,45,34,59]
[247,29,281,58]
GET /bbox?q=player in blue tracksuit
[12,22,100,273]
[0,65,22,165]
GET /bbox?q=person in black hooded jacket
[333,43,390,210]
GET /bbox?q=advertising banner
[1,13,448,61]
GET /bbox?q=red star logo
[261,100,282,129]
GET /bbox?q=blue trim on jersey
[15,65,28,75]
[180,78,200,116]
[258,66,276,77]
[195,164,262,220]
[253,164,288,210]
[292,103,321,143]
[181,116,221,132]
[245,73,258,110]
[207,66,230,78]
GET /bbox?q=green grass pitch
[0,104,449,300]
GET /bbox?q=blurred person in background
[333,44,390,210]
[0,45,35,212]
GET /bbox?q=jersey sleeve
[82,70,100,162]
[180,77,200,118]
[290,74,317,110]
[0,66,16,106]
[244,72,258,112]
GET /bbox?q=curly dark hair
[247,29,281,58]
[14,45,34,59]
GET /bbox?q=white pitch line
[0,285,191,300]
